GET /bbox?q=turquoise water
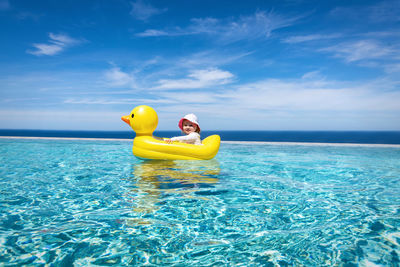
[1,138,400,266]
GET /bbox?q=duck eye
[131,114,134,118]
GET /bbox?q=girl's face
[182,120,198,135]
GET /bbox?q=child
[165,113,202,145]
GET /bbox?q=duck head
[121,105,158,135]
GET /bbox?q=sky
[0,0,399,131]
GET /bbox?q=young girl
[165,113,202,145]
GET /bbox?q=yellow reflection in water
[129,159,220,215]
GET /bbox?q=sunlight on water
[0,138,399,265]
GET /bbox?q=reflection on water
[128,159,220,215]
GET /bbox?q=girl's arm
[170,133,199,142]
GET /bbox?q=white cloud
[28,43,63,56]
[218,11,299,42]
[188,17,219,35]
[320,40,397,62]
[64,98,131,105]
[384,63,400,73]
[154,68,234,89]
[301,71,324,80]
[177,50,254,69]
[136,29,170,37]
[158,91,218,104]
[63,97,173,105]
[130,0,167,21]
[64,97,176,105]
[2,70,399,130]
[151,77,400,130]
[104,67,136,88]
[136,11,300,42]
[160,75,400,128]
[362,30,400,38]
[0,109,128,130]
[189,68,233,81]
[27,33,82,56]
[282,33,341,43]
[48,33,79,45]
[222,77,400,115]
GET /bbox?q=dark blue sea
[1,129,400,144]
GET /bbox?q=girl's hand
[165,139,173,144]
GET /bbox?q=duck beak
[121,115,130,125]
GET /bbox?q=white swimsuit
[170,132,202,145]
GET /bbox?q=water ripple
[0,139,399,265]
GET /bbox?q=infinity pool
[1,138,399,265]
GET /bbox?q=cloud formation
[130,0,167,21]
[104,67,136,88]
[320,39,397,62]
[137,11,300,42]
[226,78,400,112]
[156,74,400,129]
[27,33,81,56]
[154,68,234,89]
[282,33,341,44]
[136,29,169,37]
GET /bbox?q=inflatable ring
[122,105,220,160]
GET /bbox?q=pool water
[0,138,399,266]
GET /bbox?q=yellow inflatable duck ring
[121,105,220,160]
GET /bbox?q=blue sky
[0,0,399,131]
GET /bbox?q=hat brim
[178,118,200,132]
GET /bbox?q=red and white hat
[178,113,200,132]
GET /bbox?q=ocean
[1,129,400,144]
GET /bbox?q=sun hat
[178,113,200,132]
